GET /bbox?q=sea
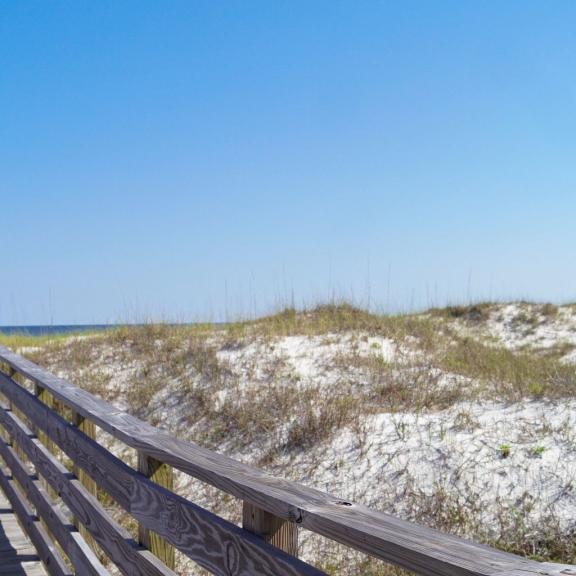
[0,325,116,336]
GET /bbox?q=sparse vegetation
[2,300,576,572]
[440,336,576,400]
[430,302,494,323]
[528,446,546,458]
[498,444,511,459]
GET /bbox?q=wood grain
[0,436,108,576]
[137,453,176,569]
[243,502,298,556]
[0,404,177,576]
[0,386,323,576]
[0,487,48,576]
[0,468,71,576]
[0,345,573,576]
[70,409,98,552]
[7,367,28,466]
[34,385,58,501]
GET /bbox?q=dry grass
[440,336,576,399]
[429,302,495,323]
[2,302,576,572]
[7,304,576,454]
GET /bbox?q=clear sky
[1,2,575,325]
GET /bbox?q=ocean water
[0,324,115,336]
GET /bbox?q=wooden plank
[541,564,576,576]
[497,569,576,576]
[0,468,71,576]
[6,367,29,466]
[0,405,176,576]
[137,453,175,568]
[0,488,47,576]
[34,385,58,501]
[0,346,569,576]
[0,373,326,576]
[0,437,108,576]
[243,502,298,556]
[70,410,98,552]
[0,375,8,442]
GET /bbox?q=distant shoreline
[0,322,221,336]
[0,324,117,336]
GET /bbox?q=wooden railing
[0,344,574,576]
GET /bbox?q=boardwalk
[0,344,574,576]
[0,488,46,576]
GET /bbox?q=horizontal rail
[0,370,324,576]
[0,345,574,576]
[0,465,71,576]
[0,400,176,576]
[0,436,107,576]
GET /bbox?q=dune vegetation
[2,301,576,574]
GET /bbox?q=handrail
[0,344,574,576]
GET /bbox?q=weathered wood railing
[0,344,574,576]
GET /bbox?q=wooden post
[71,410,98,550]
[8,368,28,465]
[5,366,16,443]
[0,364,13,443]
[242,502,298,556]
[34,384,58,500]
[137,453,175,568]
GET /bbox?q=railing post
[33,384,58,500]
[242,502,298,556]
[5,367,17,437]
[0,364,14,444]
[137,452,175,568]
[0,366,25,465]
[71,410,98,550]
[9,368,28,465]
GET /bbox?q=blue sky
[1,2,575,324]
